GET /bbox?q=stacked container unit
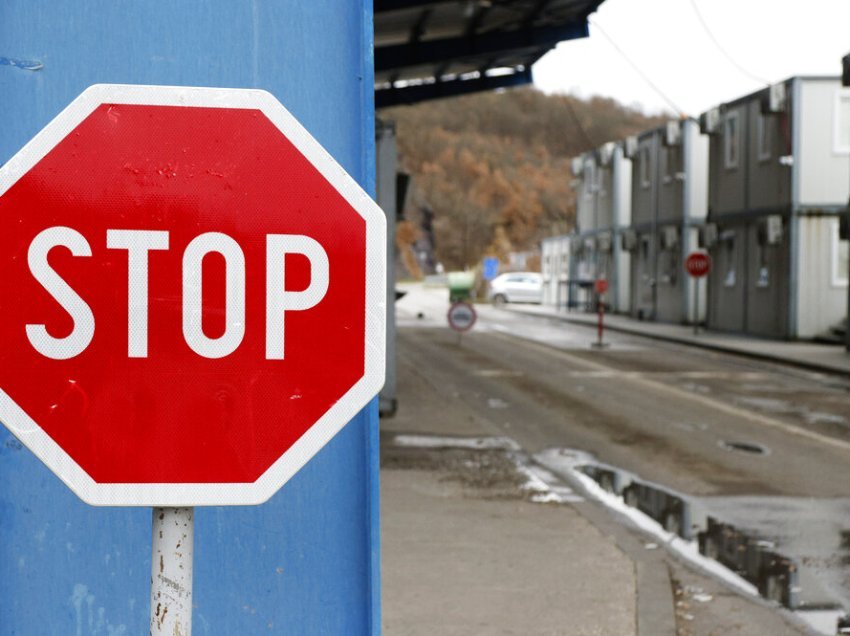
[541,235,571,307]
[700,77,850,339]
[622,119,709,324]
[568,142,632,313]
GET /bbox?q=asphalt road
[394,284,850,614]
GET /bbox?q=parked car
[487,272,543,305]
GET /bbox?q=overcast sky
[532,0,850,117]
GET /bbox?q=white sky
[533,0,850,117]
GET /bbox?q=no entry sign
[0,85,386,506]
[447,301,477,332]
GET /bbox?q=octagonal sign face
[0,85,386,506]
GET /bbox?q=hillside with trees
[382,88,666,275]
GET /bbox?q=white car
[487,272,543,305]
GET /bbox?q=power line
[688,0,770,86]
[563,96,596,149]
[588,18,686,117]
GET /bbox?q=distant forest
[382,87,666,275]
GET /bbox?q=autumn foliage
[383,87,665,272]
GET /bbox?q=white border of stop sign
[0,84,386,506]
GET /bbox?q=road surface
[393,283,850,622]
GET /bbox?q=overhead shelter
[374,0,604,108]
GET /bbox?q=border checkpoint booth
[700,77,850,340]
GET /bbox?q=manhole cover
[719,440,769,455]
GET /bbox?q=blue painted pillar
[0,2,380,634]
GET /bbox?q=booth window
[756,112,772,162]
[724,113,739,169]
[640,146,650,188]
[664,145,680,182]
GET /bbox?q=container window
[724,113,739,169]
[664,145,681,181]
[833,89,850,155]
[584,162,596,196]
[640,146,650,188]
[756,112,772,162]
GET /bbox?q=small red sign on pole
[685,252,711,278]
[684,251,710,335]
[594,278,609,295]
[592,278,608,349]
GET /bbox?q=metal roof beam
[374,19,588,72]
[376,68,533,108]
[374,0,447,12]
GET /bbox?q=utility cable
[564,96,596,149]
[688,0,770,85]
[589,17,686,117]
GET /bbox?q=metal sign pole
[597,296,605,347]
[693,278,699,336]
[151,507,195,636]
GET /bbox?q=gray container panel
[707,226,746,331]
[712,103,748,216]
[658,143,684,224]
[744,224,790,338]
[597,165,614,229]
[655,244,684,322]
[631,232,656,319]
[748,100,792,211]
[631,135,657,226]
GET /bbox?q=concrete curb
[505,306,850,378]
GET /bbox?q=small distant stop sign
[594,278,609,295]
[685,252,711,278]
[0,85,386,506]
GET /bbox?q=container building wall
[628,120,707,324]
[705,77,848,339]
[630,132,659,319]
[541,235,571,307]
[612,146,633,313]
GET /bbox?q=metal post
[597,297,605,346]
[693,278,699,336]
[151,507,194,636]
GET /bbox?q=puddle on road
[386,433,849,635]
[533,448,850,634]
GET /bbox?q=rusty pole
[150,507,194,636]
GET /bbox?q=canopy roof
[375,0,604,107]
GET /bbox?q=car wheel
[492,294,507,306]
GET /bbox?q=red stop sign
[594,278,609,295]
[0,85,386,506]
[685,252,711,278]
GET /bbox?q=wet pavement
[384,283,850,634]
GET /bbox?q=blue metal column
[0,2,380,633]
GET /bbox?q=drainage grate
[719,440,769,455]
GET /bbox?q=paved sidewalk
[382,468,638,635]
[507,304,850,376]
